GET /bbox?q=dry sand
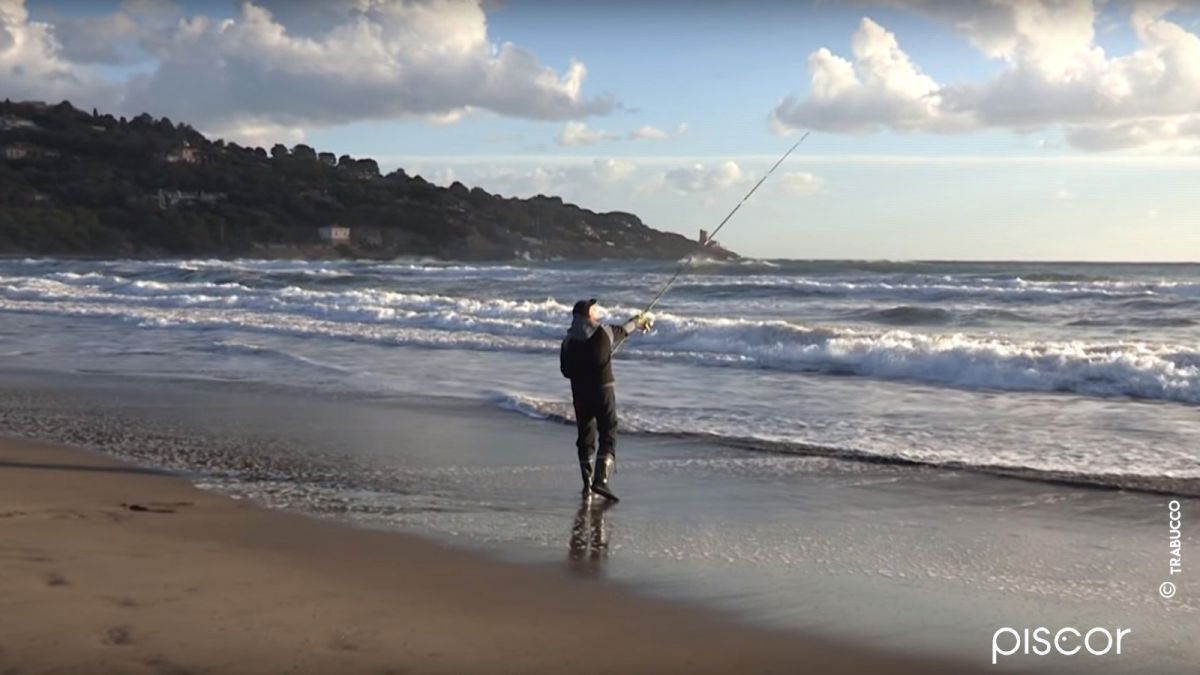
[0,436,980,674]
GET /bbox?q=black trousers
[572,382,618,465]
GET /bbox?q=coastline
[0,435,970,674]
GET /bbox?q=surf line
[614,132,810,354]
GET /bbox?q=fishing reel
[634,313,655,333]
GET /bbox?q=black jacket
[560,315,636,388]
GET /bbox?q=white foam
[0,263,1197,404]
[488,391,1200,484]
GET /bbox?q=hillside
[0,100,729,260]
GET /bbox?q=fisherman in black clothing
[560,299,652,501]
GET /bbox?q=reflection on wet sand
[567,498,614,577]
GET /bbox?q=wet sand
[0,369,1195,673]
[0,436,977,675]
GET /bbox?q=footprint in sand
[141,656,194,675]
[106,596,139,608]
[328,633,361,652]
[120,501,194,514]
[0,508,125,523]
[103,625,133,646]
[44,572,69,587]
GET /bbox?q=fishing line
[615,132,810,353]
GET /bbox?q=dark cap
[572,298,597,316]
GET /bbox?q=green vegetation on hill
[0,100,722,260]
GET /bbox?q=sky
[3,0,1199,261]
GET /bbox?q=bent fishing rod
[614,132,810,353]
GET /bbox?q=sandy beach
[0,434,981,674]
[0,368,1194,673]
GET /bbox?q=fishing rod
[614,132,810,353]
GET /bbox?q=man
[560,299,652,501]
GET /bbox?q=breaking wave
[491,392,1200,496]
[0,267,1197,405]
[1,259,1199,407]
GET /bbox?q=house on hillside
[165,143,200,164]
[0,115,36,131]
[318,225,351,243]
[3,142,59,160]
[156,189,225,209]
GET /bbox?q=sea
[1,256,1197,671]
[0,257,1196,492]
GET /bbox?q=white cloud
[49,11,140,65]
[662,161,751,193]
[0,0,615,145]
[778,171,826,196]
[46,0,178,65]
[127,1,616,139]
[773,2,1200,152]
[0,0,119,106]
[1062,114,1200,152]
[558,122,686,145]
[556,121,619,147]
[431,166,458,186]
[591,157,637,182]
[881,0,1101,74]
[215,122,308,148]
[771,17,971,134]
[629,122,688,141]
[423,157,638,197]
[629,124,670,140]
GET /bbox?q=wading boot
[579,460,594,500]
[590,455,619,502]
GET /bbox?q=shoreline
[0,435,974,674]
[520,408,1200,498]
